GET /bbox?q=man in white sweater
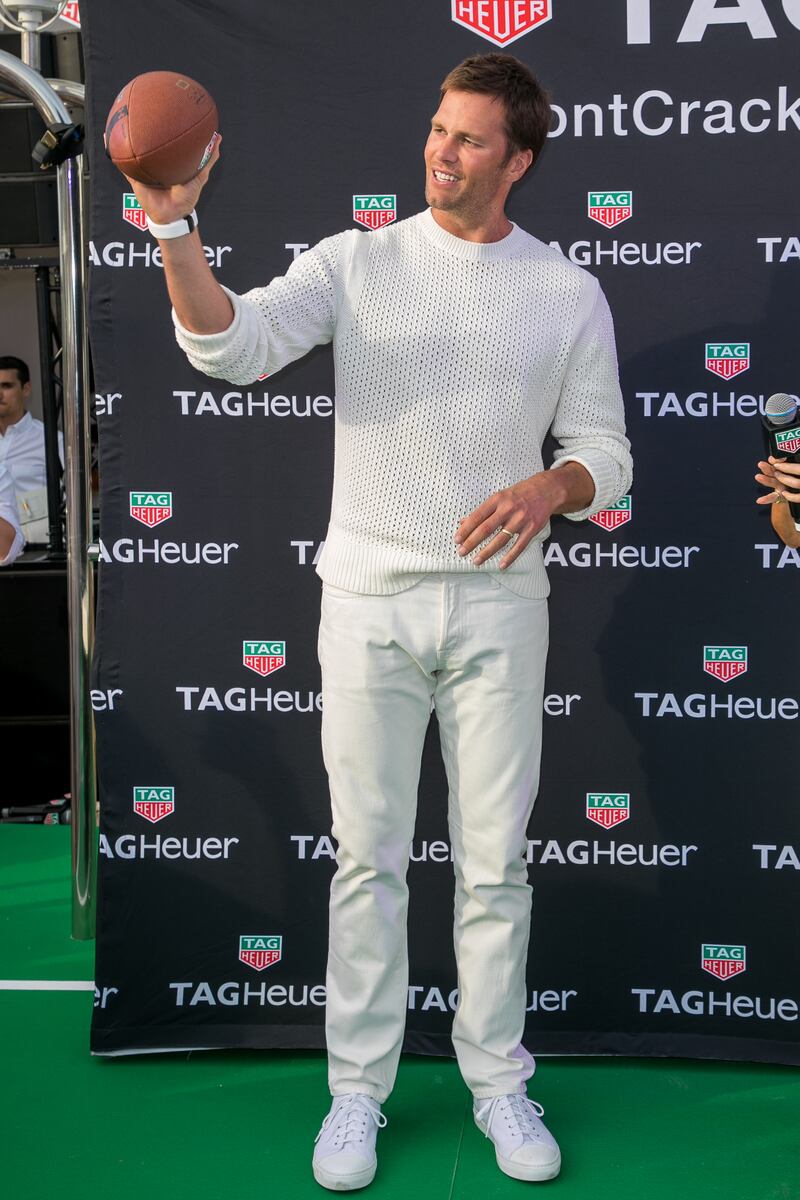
[129,53,631,1190]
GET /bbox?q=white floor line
[0,980,94,991]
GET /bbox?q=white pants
[318,573,549,1102]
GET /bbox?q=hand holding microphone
[755,457,800,507]
[756,393,800,546]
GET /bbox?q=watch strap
[145,210,198,240]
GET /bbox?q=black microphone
[761,393,800,524]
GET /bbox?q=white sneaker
[313,1093,387,1191]
[474,1093,561,1182]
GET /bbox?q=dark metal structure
[0,49,96,939]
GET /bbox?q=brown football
[104,70,219,187]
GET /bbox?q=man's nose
[438,137,459,163]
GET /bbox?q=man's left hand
[456,467,584,569]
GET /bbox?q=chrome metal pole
[0,49,66,122]
[60,151,96,940]
[0,50,95,939]
[47,78,84,108]
[0,77,85,108]
[20,30,40,73]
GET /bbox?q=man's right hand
[121,134,233,336]
[124,134,221,223]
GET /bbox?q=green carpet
[2,827,798,1200]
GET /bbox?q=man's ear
[508,147,533,182]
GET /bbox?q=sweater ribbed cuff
[171,284,242,352]
[550,450,622,521]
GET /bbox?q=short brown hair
[440,53,551,164]
[0,355,29,386]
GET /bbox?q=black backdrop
[82,0,799,1062]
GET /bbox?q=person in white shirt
[124,53,632,1191]
[0,355,64,541]
[0,460,24,565]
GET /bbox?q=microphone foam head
[765,393,798,425]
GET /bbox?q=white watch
[145,210,198,240]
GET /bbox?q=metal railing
[0,49,96,939]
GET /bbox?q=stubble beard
[426,166,506,226]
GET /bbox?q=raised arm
[123,140,233,334]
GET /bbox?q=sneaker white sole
[474,1116,561,1182]
[312,1159,377,1192]
[493,1147,561,1182]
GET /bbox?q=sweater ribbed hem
[316,528,550,599]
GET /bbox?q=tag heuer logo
[243,640,286,677]
[701,944,746,980]
[703,646,747,682]
[129,491,172,527]
[451,0,552,47]
[587,190,632,229]
[133,786,174,824]
[62,1,81,28]
[239,935,282,971]
[353,195,396,230]
[588,495,632,530]
[122,192,147,230]
[586,793,630,828]
[775,425,800,455]
[705,342,749,379]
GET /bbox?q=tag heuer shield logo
[588,190,632,229]
[588,495,632,530]
[702,944,746,980]
[586,793,630,828]
[129,491,172,526]
[133,786,174,824]
[353,195,396,230]
[122,192,147,230]
[62,1,81,27]
[775,425,800,455]
[239,935,282,971]
[703,646,747,682]
[243,640,286,677]
[451,0,552,47]
[705,343,749,379]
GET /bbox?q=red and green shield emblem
[122,193,147,230]
[133,786,175,824]
[703,646,747,682]
[129,491,172,527]
[588,495,632,530]
[705,343,749,379]
[586,793,630,828]
[587,190,632,228]
[702,944,746,980]
[239,935,282,971]
[352,195,396,230]
[450,0,552,47]
[775,426,800,455]
[243,640,286,677]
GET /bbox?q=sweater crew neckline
[416,208,526,261]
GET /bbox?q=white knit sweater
[174,209,632,597]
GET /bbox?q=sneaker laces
[476,1094,546,1142]
[315,1095,387,1150]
